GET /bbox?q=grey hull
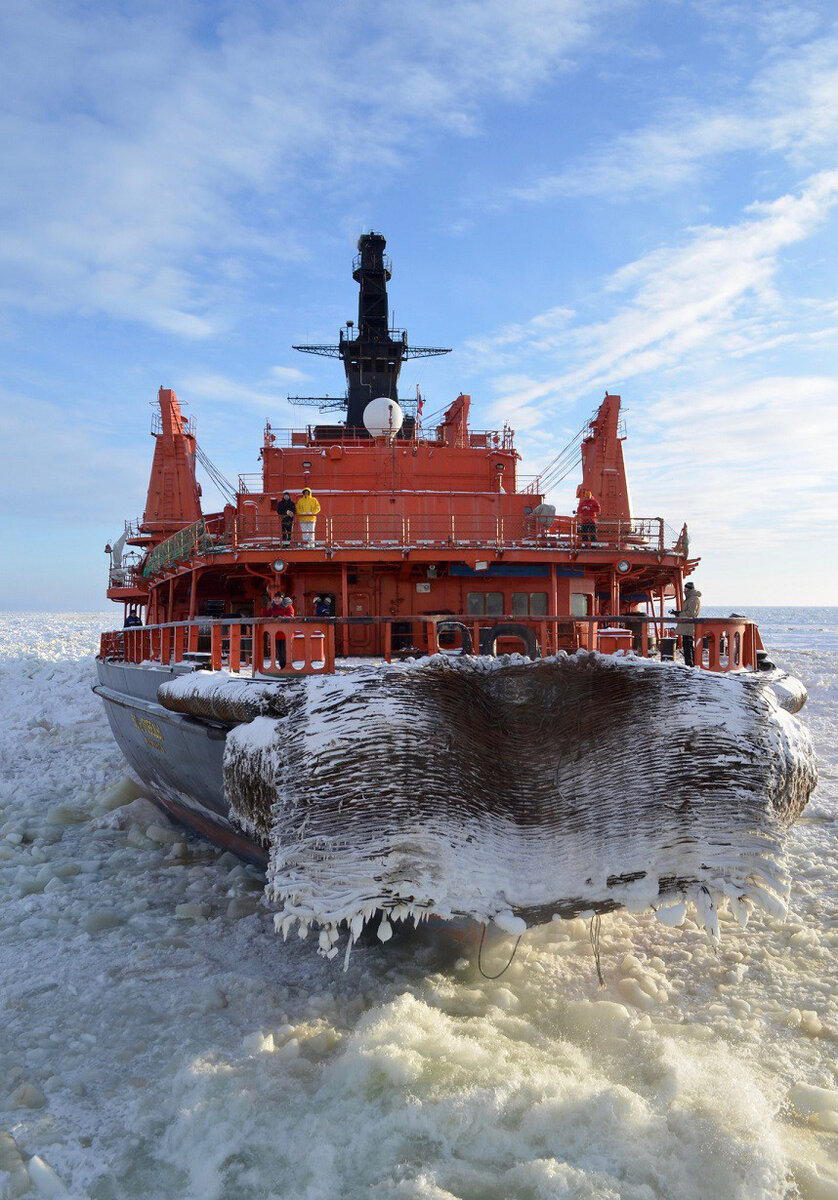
[94,659,267,867]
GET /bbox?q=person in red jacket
[277,594,295,618]
[576,489,601,546]
[261,593,283,617]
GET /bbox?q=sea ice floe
[787,1082,838,1131]
[0,612,834,1200]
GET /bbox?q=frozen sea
[0,608,835,1200]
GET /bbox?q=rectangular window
[571,592,590,617]
[467,591,505,615]
[511,592,548,615]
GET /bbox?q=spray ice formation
[160,650,817,959]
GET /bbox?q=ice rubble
[1,611,837,1200]
[162,649,817,961]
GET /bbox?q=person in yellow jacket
[295,487,321,545]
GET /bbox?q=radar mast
[292,232,451,431]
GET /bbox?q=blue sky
[1,0,836,608]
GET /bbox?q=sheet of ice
[0,610,835,1200]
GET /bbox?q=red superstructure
[105,232,747,670]
[95,233,814,929]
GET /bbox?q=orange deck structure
[103,232,757,673]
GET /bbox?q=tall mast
[141,387,202,536]
[580,393,632,522]
[292,232,451,431]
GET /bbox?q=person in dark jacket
[576,489,601,546]
[313,595,331,618]
[276,492,296,544]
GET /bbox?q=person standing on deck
[278,594,296,618]
[276,492,296,545]
[672,581,701,667]
[296,488,321,546]
[576,489,601,546]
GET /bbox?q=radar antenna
[292,232,451,430]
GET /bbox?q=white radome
[363,396,404,438]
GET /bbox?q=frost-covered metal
[159,651,817,958]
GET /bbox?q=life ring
[479,623,539,659]
[436,621,473,655]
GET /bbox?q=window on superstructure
[571,593,590,617]
[466,591,504,615]
[512,592,548,616]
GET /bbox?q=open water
[0,609,835,1200]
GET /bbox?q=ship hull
[94,659,267,867]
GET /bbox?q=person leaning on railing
[296,488,321,546]
[261,593,283,618]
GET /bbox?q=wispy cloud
[630,374,838,540]
[473,171,838,416]
[268,366,307,383]
[0,0,607,336]
[0,389,147,521]
[510,31,838,202]
[464,173,838,596]
[179,372,299,416]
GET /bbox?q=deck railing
[101,619,335,677]
[99,615,761,676]
[258,427,512,449]
[125,513,688,587]
[140,516,229,577]
[232,512,678,553]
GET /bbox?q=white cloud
[630,375,838,526]
[463,174,838,599]
[476,171,838,416]
[0,389,147,523]
[268,366,307,383]
[510,32,838,201]
[179,372,298,415]
[0,0,606,335]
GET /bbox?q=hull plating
[94,659,267,867]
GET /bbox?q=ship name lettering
[132,714,164,741]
